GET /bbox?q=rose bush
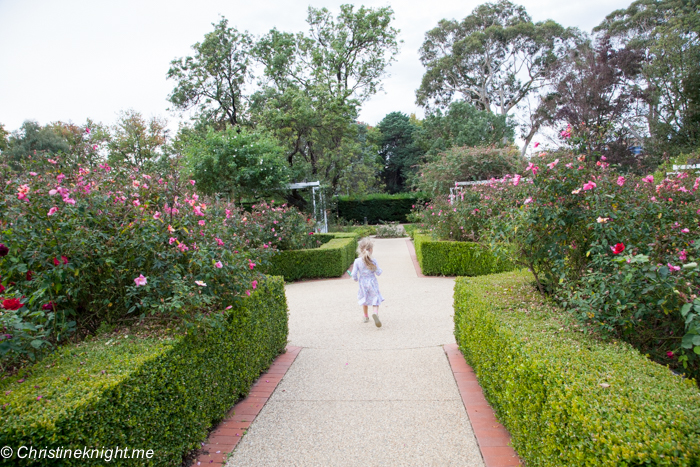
[0,154,315,367]
[414,145,700,379]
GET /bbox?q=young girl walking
[350,238,384,327]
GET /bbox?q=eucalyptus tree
[417,0,579,152]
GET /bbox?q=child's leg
[362,305,368,317]
[371,305,381,327]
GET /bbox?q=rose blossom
[610,243,625,255]
[134,274,148,286]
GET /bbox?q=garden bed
[0,276,288,467]
[411,232,513,276]
[454,270,700,466]
[263,233,358,281]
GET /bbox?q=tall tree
[376,112,422,193]
[545,38,647,167]
[167,18,254,128]
[595,0,700,155]
[417,0,579,152]
[417,0,577,114]
[252,4,400,189]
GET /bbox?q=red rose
[42,302,55,311]
[2,298,22,311]
[610,243,625,255]
[26,271,33,281]
[0,284,4,294]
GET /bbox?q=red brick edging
[405,238,426,278]
[444,344,522,467]
[193,345,302,466]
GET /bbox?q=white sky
[0,0,632,135]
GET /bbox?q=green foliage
[413,145,525,195]
[4,121,70,168]
[415,101,516,157]
[182,127,290,199]
[167,18,253,127]
[413,232,513,276]
[250,5,399,191]
[0,276,288,466]
[479,151,700,375]
[336,193,428,224]
[454,271,700,466]
[0,123,8,151]
[596,0,700,157]
[263,233,358,281]
[0,158,298,366]
[417,1,577,114]
[376,112,422,193]
[107,110,168,169]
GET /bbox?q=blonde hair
[357,237,376,271]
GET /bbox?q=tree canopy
[167,18,254,128]
[416,0,578,115]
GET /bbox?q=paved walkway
[224,238,487,466]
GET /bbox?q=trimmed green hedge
[0,277,288,466]
[336,193,427,224]
[454,271,700,466]
[412,232,513,276]
[263,233,358,281]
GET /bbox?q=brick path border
[444,344,522,467]
[192,345,302,466]
[405,238,426,278]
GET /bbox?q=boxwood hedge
[0,276,288,466]
[263,233,358,281]
[454,270,700,466]
[412,232,513,276]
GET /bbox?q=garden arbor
[288,181,328,233]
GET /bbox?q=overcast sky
[0,0,632,136]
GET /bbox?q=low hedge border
[0,276,288,466]
[454,271,700,466]
[412,232,513,276]
[263,232,358,281]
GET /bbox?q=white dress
[351,258,384,306]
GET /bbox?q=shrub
[0,156,312,367]
[478,150,700,377]
[454,271,700,466]
[412,232,513,276]
[182,127,290,199]
[263,233,358,281]
[413,145,525,196]
[336,193,427,224]
[0,276,288,466]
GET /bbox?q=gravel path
[225,237,485,467]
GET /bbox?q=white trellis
[449,180,493,205]
[288,181,328,233]
[667,164,700,177]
